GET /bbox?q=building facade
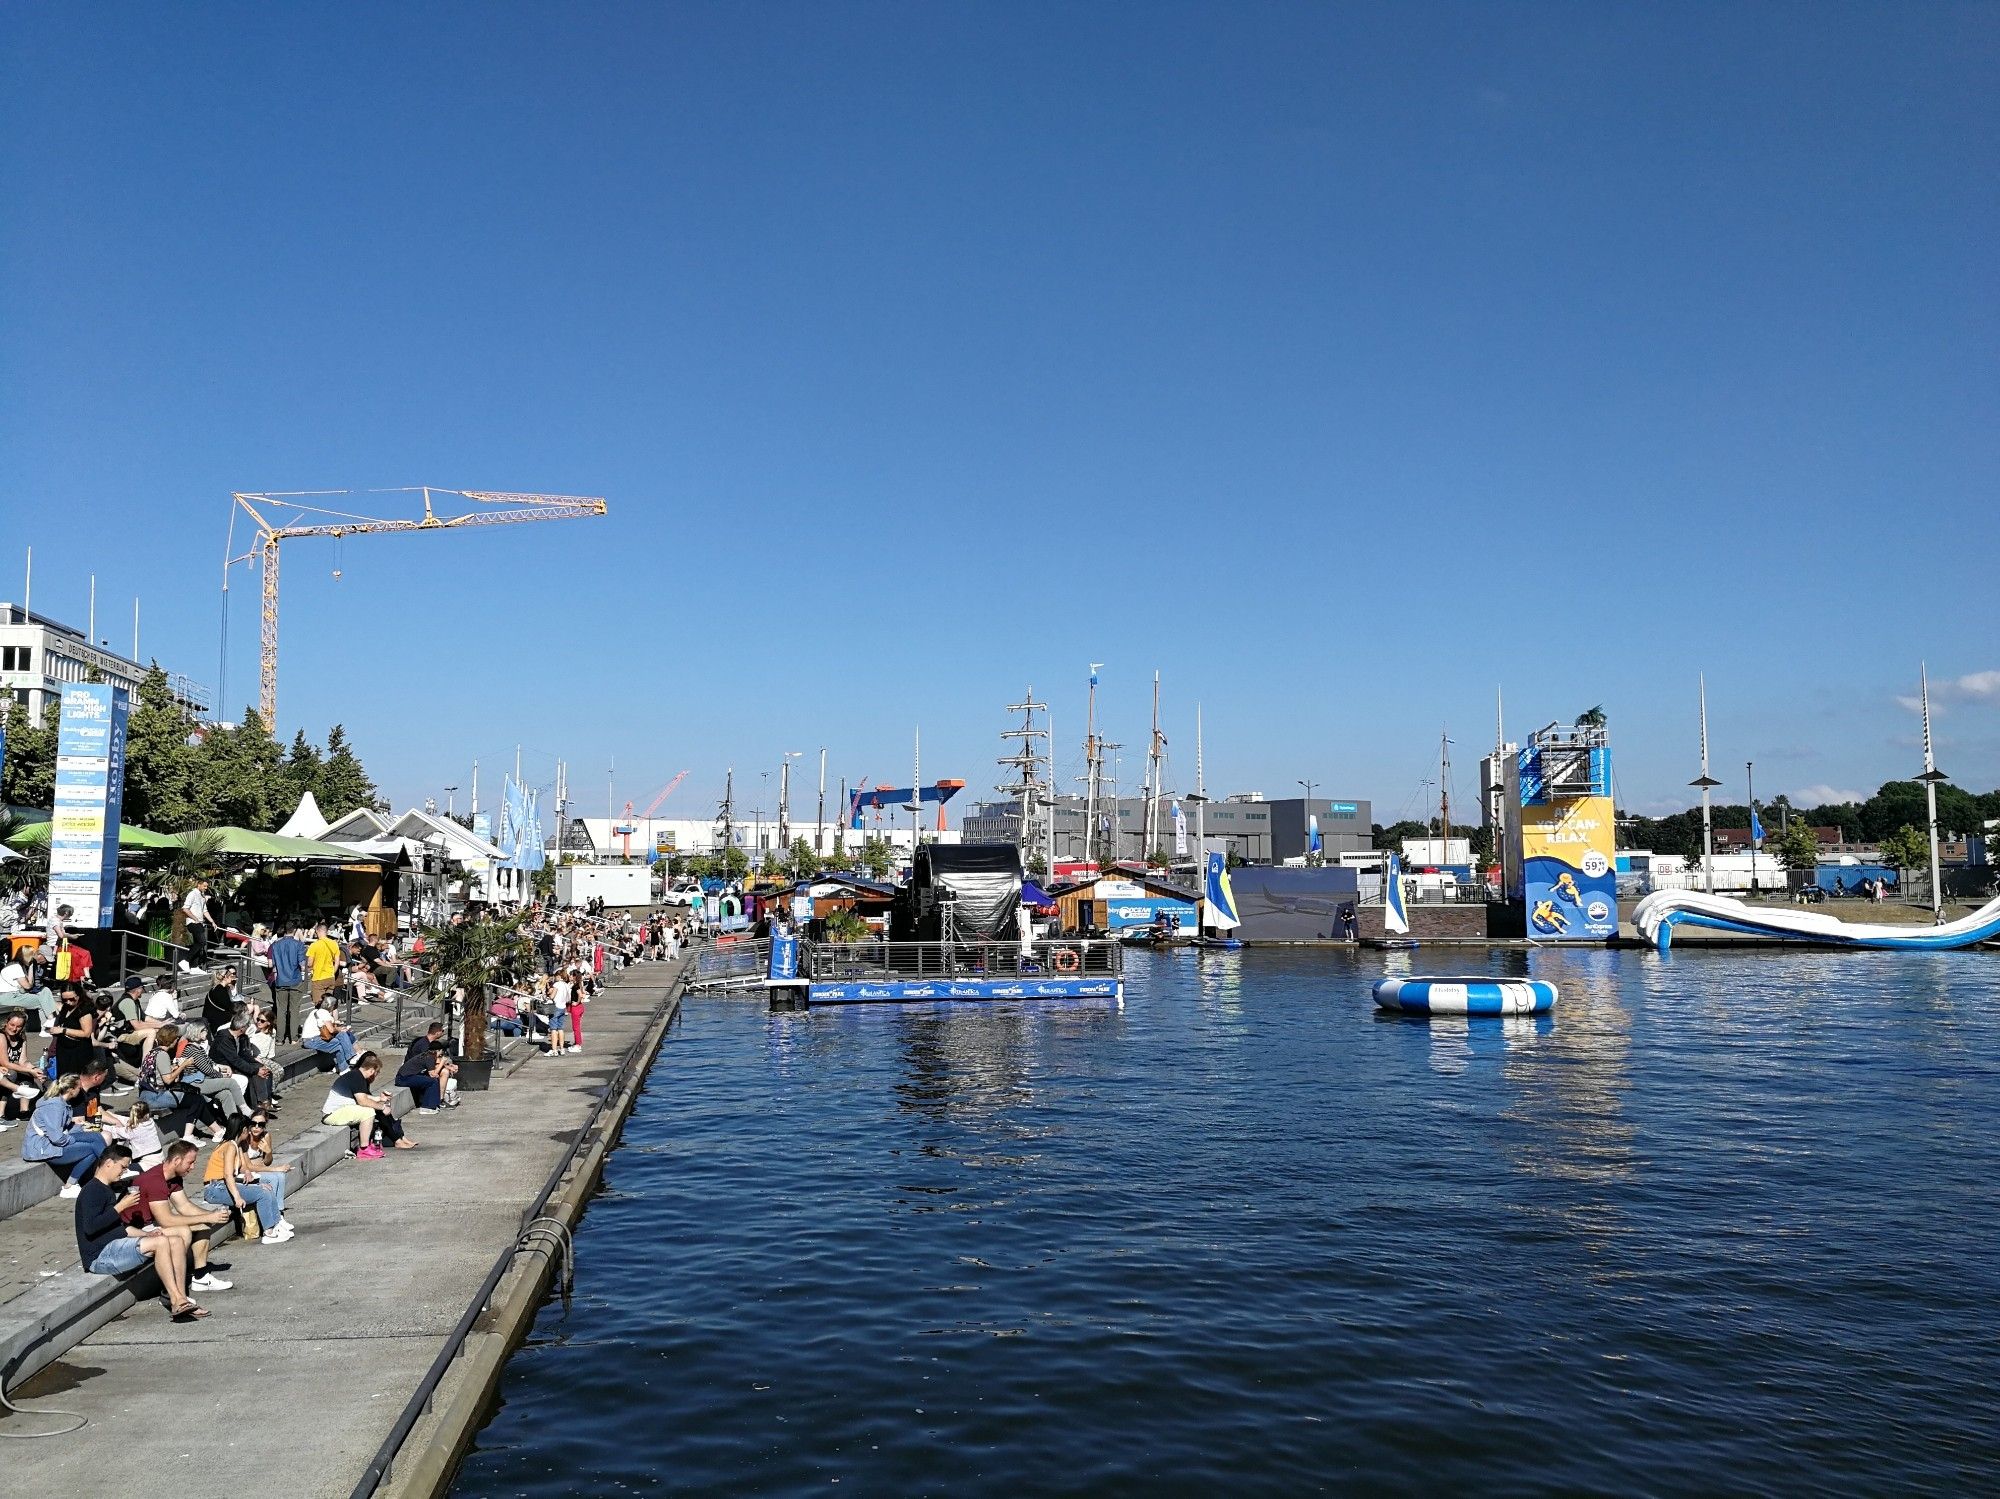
[963,792,1372,864]
[0,603,209,720]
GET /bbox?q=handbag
[319,1022,338,1042]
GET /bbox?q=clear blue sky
[3,3,1995,826]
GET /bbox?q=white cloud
[1789,784,1866,806]
[1896,669,2000,714]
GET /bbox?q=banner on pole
[48,683,129,928]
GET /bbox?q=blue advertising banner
[765,932,800,983]
[47,683,129,928]
[808,976,1120,1003]
[1103,897,1198,931]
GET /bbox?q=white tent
[276,791,330,840]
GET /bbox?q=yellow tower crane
[223,487,607,728]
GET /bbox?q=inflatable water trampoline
[1372,976,1558,1016]
[1633,891,2000,952]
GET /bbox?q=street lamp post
[780,751,803,850]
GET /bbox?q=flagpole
[1747,760,1758,895]
[1917,662,1947,922]
[1691,675,1720,895]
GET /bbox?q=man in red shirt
[125,1140,233,1292]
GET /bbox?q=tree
[317,724,380,819]
[191,709,284,828]
[1879,825,1929,882]
[0,699,56,809]
[786,836,821,879]
[278,729,325,816]
[420,909,534,1063]
[858,835,896,882]
[1772,820,1821,873]
[1577,705,1607,730]
[1372,820,1427,852]
[122,666,199,830]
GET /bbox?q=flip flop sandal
[171,1303,209,1322]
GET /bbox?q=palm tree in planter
[420,909,534,1089]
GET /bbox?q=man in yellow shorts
[306,924,343,1006]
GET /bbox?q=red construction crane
[618,771,691,859]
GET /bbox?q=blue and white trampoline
[1372,976,1558,1017]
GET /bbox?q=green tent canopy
[3,822,382,861]
[3,820,182,851]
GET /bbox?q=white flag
[1172,802,1187,857]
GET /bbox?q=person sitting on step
[323,1050,414,1159]
[200,1116,295,1243]
[21,1072,110,1197]
[124,1138,233,1295]
[301,995,359,1072]
[395,1021,459,1113]
[74,1142,206,1321]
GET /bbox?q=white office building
[0,602,209,720]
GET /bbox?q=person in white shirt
[180,882,212,970]
[143,980,181,1026]
[301,1001,358,1072]
[0,960,28,997]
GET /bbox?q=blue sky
[3,3,1994,826]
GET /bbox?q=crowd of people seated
[3,891,692,1328]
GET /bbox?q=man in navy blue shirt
[74,1143,204,1320]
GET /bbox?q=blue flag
[1750,809,1765,846]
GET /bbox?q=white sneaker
[416,1107,439,1116]
[59,1182,82,1199]
[190,1272,232,1291]
[262,1228,294,1244]
[276,1219,295,1232]
[0,1121,16,1132]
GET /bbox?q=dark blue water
[455,947,2000,1495]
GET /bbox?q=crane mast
[224,487,607,727]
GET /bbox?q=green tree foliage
[316,725,380,820]
[857,835,897,882]
[193,709,285,828]
[122,667,198,829]
[279,730,325,814]
[1878,825,1929,875]
[0,669,382,834]
[0,699,57,808]
[782,836,821,880]
[1371,820,1427,851]
[1771,819,1822,872]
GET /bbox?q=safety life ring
[1051,946,1081,973]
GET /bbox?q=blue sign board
[1103,897,1198,931]
[47,683,129,928]
[807,976,1120,1003]
[765,932,800,983]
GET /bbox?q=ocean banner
[1518,748,1617,940]
[48,683,129,928]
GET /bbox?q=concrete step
[0,1082,421,1395]
[0,1008,413,1231]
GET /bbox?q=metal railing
[802,937,1122,980]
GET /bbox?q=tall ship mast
[998,689,1052,866]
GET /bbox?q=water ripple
[457,947,2000,1496]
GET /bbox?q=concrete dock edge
[369,960,689,1499]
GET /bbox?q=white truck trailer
[553,864,652,909]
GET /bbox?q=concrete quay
[0,956,690,1498]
